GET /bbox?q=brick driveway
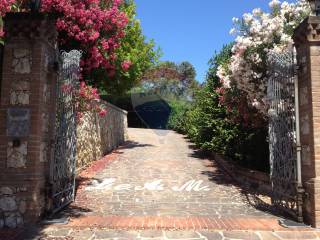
[74,128,271,219]
[9,128,320,239]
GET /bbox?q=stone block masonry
[76,101,128,171]
[0,13,58,228]
[0,12,129,229]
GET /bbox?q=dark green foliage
[167,100,190,133]
[168,44,269,172]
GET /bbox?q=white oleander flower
[229,28,236,35]
[252,8,262,16]
[232,17,239,23]
[221,0,310,114]
[269,0,281,8]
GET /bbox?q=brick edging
[63,215,314,231]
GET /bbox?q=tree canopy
[88,0,161,96]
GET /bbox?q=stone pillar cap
[294,16,320,44]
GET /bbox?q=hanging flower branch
[61,81,108,122]
[0,0,131,119]
[76,81,108,121]
[217,0,310,115]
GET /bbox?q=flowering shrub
[0,0,130,72]
[121,59,132,71]
[0,0,14,16]
[0,0,131,119]
[217,0,310,114]
[77,81,107,117]
[50,0,128,72]
[62,81,108,122]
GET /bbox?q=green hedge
[166,45,270,173]
[167,100,190,133]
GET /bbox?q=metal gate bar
[267,48,303,222]
[49,50,82,214]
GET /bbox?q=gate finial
[308,0,320,16]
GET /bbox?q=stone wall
[0,187,27,228]
[0,13,58,228]
[76,101,128,171]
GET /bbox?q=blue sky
[134,0,294,83]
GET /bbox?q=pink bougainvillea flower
[76,112,83,121]
[0,0,127,121]
[1,0,129,72]
[80,81,86,88]
[0,0,14,16]
[98,109,107,117]
[121,60,132,71]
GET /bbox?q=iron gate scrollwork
[267,48,303,222]
[49,50,82,214]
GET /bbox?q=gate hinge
[296,144,302,152]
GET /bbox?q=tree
[88,0,161,96]
[139,61,197,100]
[178,61,197,89]
[183,45,238,154]
[142,61,180,83]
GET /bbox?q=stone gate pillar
[0,13,57,228]
[294,16,320,228]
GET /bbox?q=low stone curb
[211,153,272,194]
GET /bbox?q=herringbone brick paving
[2,128,320,240]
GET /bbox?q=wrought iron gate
[49,50,82,214]
[267,48,303,222]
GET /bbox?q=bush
[167,100,190,133]
[169,44,269,173]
